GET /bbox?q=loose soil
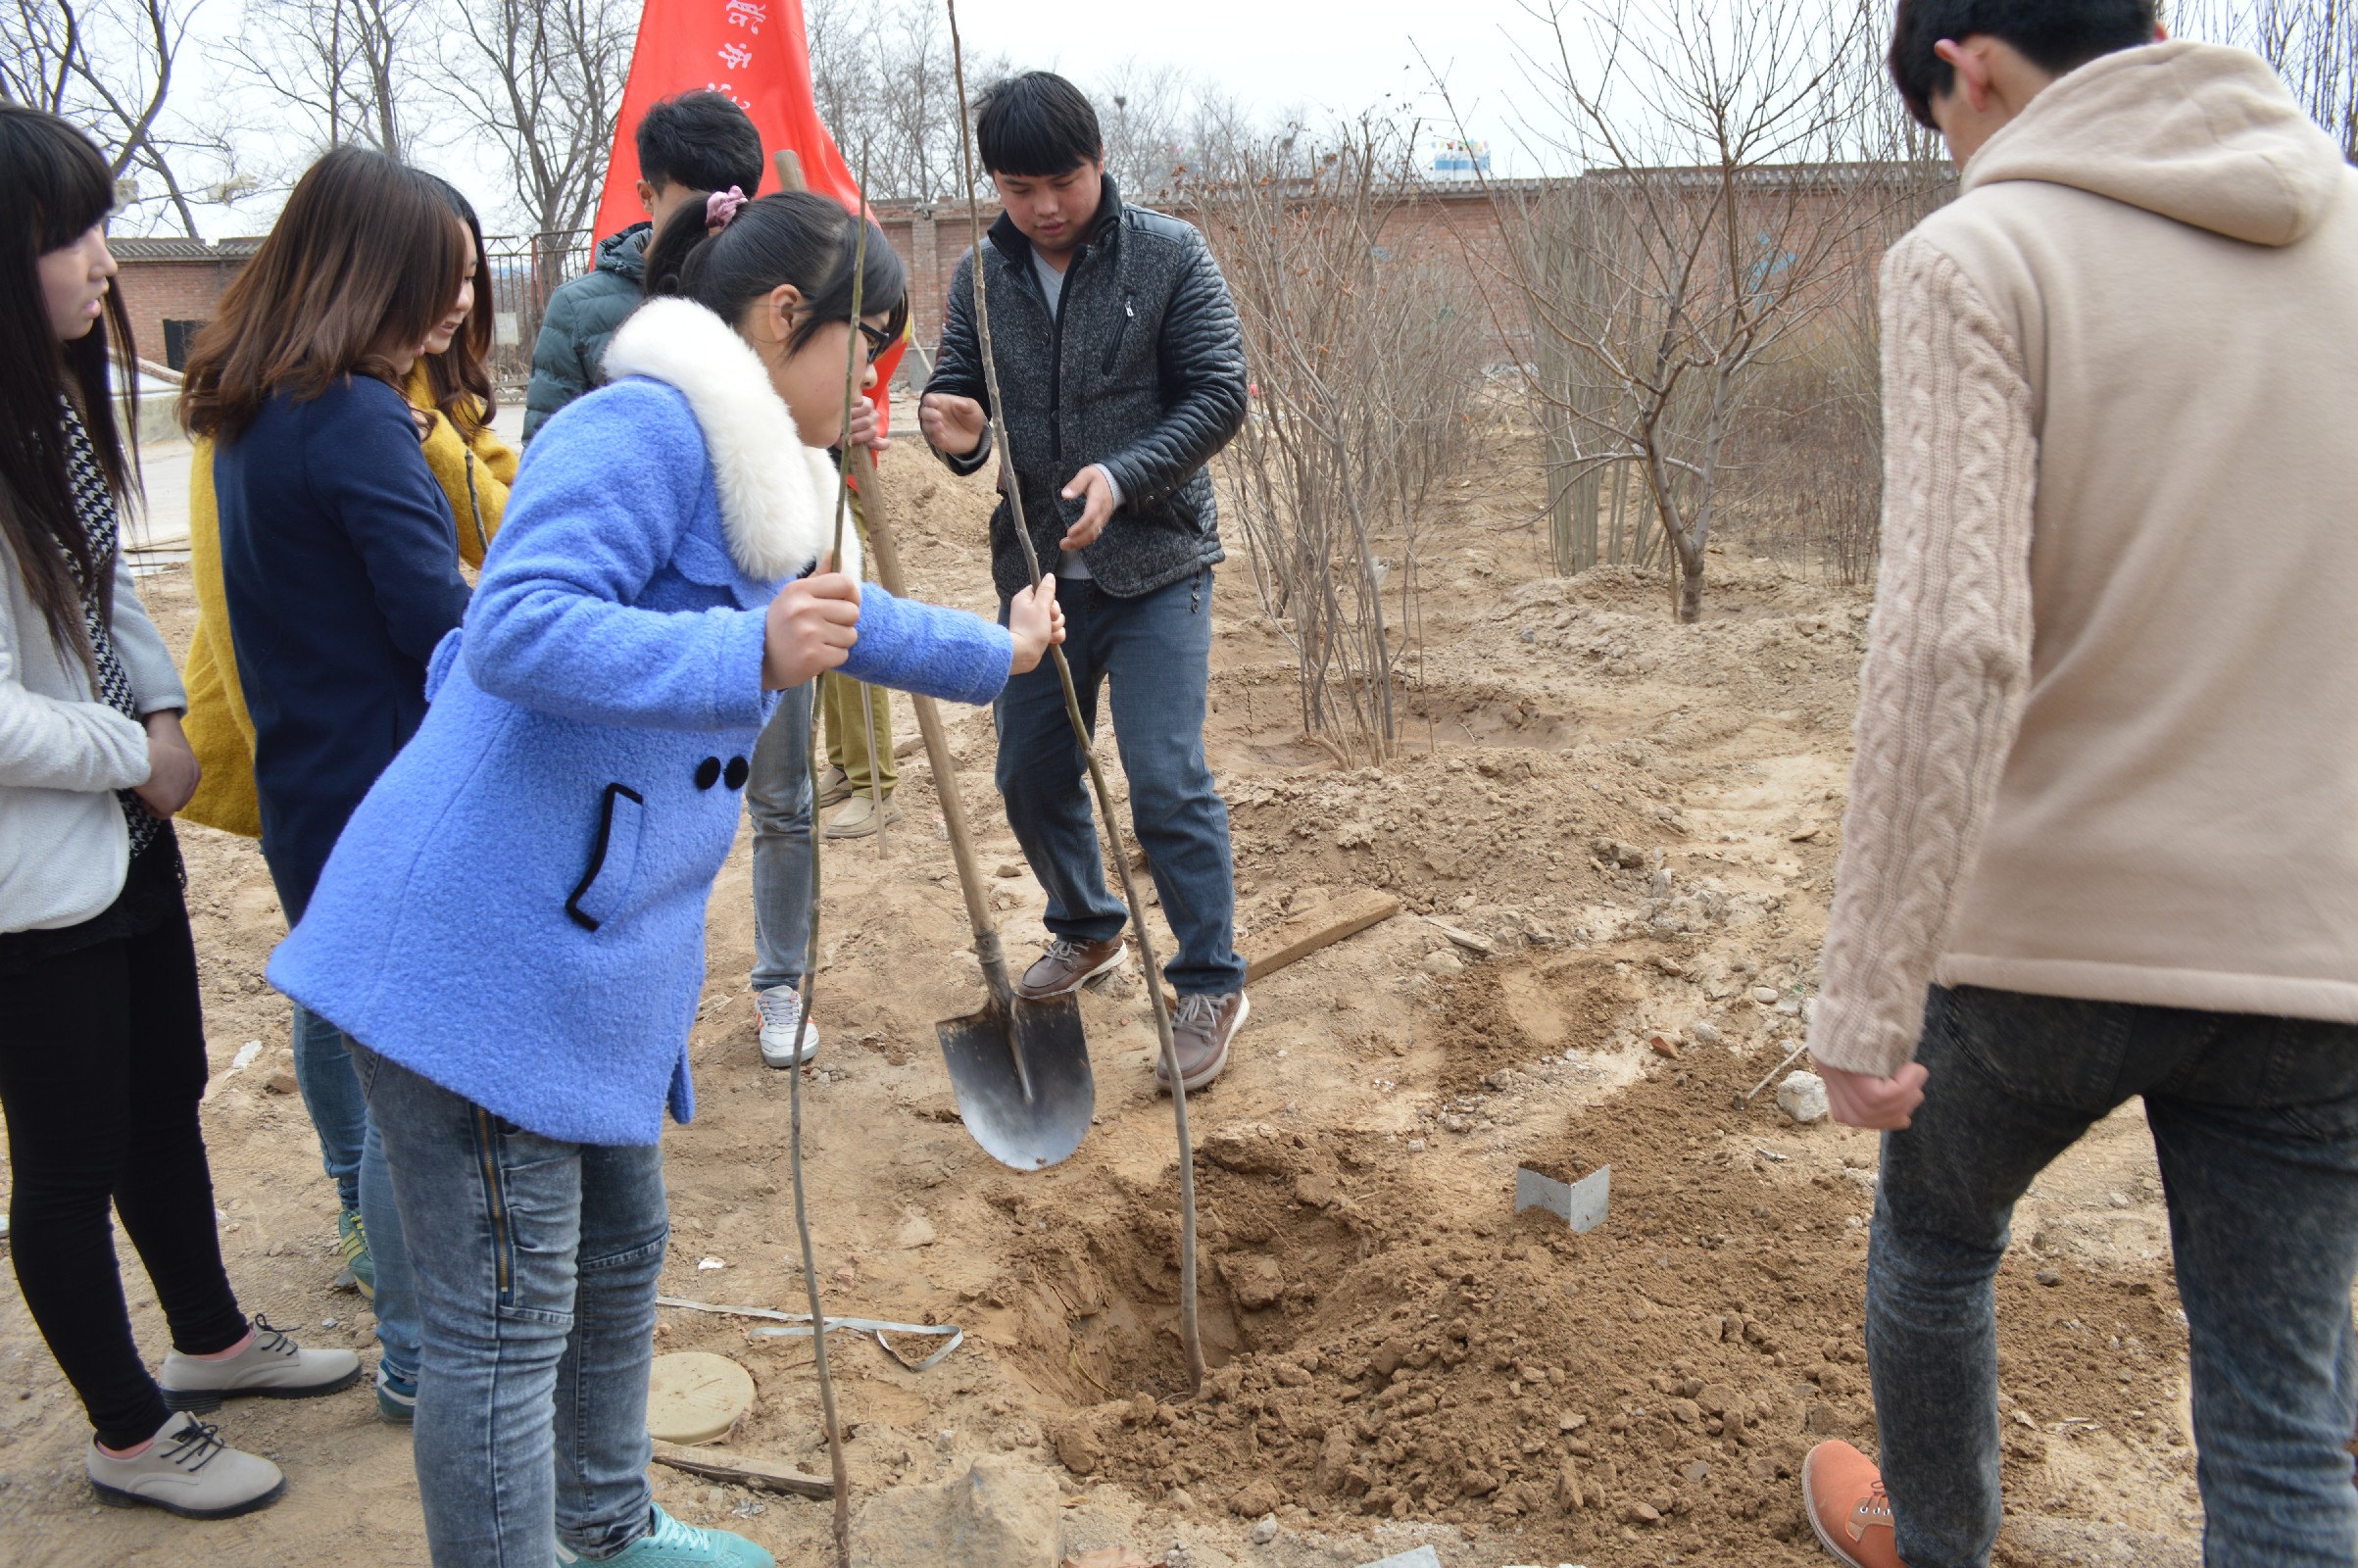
[0,410,2207,1566]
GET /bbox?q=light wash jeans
[747,679,814,994]
[994,567,1245,997]
[291,1002,418,1382]
[353,1043,666,1567]
[1868,985,2358,1568]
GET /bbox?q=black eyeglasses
[859,320,895,359]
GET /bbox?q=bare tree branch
[4,0,220,236]
[1436,0,1904,617]
[437,0,635,235]
[215,0,423,164]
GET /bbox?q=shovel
[850,450,1095,1170]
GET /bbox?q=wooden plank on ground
[1157,888,1401,1008]
[1244,888,1401,984]
[650,1441,832,1498]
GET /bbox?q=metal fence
[480,229,595,393]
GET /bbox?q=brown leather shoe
[1156,992,1248,1094]
[1801,1441,1903,1568]
[1014,936,1126,999]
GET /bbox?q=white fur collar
[602,296,862,582]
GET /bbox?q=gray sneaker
[88,1415,285,1519]
[758,986,820,1068]
[160,1316,363,1412]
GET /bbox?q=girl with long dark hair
[173,168,514,1407]
[0,104,358,1520]
[179,144,476,1426]
[270,188,1059,1566]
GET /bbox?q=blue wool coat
[269,298,1011,1146]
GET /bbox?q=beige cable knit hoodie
[1810,41,2358,1077]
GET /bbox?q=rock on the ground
[1202,1123,1292,1176]
[1358,1548,1444,1568]
[1249,1511,1278,1544]
[1218,1252,1286,1310]
[1229,1478,1280,1517]
[853,1456,1061,1568]
[1777,1071,1830,1124]
[1053,1423,1102,1476]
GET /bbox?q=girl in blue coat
[268,190,1061,1568]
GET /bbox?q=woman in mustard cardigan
[177,172,512,1424]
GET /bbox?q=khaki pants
[824,487,896,798]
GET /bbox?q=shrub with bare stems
[1178,121,1488,766]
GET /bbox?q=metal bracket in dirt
[656,1296,965,1373]
[1515,1164,1610,1233]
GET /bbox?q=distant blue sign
[1434,137,1491,174]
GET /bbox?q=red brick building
[107,236,264,369]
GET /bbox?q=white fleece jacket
[0,524,184,933]
[1811,42,2358,1075]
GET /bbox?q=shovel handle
[850,447,1013,1001]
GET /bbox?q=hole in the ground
[992,967,1634,1413]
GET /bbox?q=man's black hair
[1890,0,2159,128]
[635,90,766,196]
[974,72,1102,178]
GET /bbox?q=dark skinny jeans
[1869,984,2358,1568]
[0,888,247,1448]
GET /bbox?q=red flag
[594,0,903,428]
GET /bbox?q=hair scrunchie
[705,186,748,233]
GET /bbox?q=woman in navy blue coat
[270,191,1061,1568]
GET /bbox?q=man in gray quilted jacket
[520,91,763,443]
[920,71,1252,1092]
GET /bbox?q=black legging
[0,890,246,1448]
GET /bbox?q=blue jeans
[353,1043,666,1567]
[1868,985,2358,1568]
[292,1003,419,1383]
[747,680,813,994]
[994,567,1244,996]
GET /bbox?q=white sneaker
[159,1316,362,1412]
[758,986,820,1068]
[88,1414,285,1518]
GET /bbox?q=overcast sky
[159,0,1576,239]
[957,0,1552,148]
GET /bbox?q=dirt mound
[1018,1041,2188,1563]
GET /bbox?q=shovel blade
[938,992,1094,1171]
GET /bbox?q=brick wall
[111,170,1924,386]
[108,239,262,368]
[868,186,1527,379]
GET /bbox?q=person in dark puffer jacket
[520,90,763,444]
[919,71,1252,1095]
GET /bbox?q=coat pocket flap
[565,783,645,932]
[672,526,775,611]
[670,527,738,588]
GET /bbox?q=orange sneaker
[1802,1441,1904,1568]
